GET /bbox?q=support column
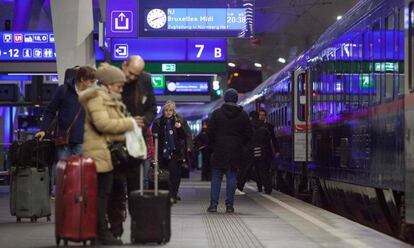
[51,0,95,84]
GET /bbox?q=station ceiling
[0,0,359,80]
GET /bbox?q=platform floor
[0,175,412,248]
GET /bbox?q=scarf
[101,85,130,116]
[162,118,175,160]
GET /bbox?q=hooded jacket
[79,86,134,173]
[207,103,252,170]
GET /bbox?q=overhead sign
[0,32,55,61]
[139,2,254,38]
[111,38,226,62]
[106,0,138,37]
[167,81,209,93]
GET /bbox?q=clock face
[147,9,167,29]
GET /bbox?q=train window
[384,13,395,100]
[297,73,307,121]
[397,7,404,95]
[410,3,414,90]
[371,21,381,104]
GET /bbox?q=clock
[146,9,167,29]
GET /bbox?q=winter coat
[79,86,135,173]
[40,81,85,144]
[207,103,252,170]
[122,72,157,129]
[152,114,191,162]
[250,119,272,161]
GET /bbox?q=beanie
[224,88,238,103]
[95,65,126,85]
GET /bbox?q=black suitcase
[129,133,171,244]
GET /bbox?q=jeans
[210,167,237,207]
[51,143,83,194]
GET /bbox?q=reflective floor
[0,173,412,247]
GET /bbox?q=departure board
[138,0,254,38]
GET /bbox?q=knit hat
[224,88,238,103]
[95,65,126,85]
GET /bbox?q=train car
[239,0,414,242]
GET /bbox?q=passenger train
[181,0,414,242]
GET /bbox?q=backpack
[251,122,271,160]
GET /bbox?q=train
[180,0,414,242]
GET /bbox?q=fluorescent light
[228,62,236,67]
[337,16,343,21]
[278,57,286,64]
[254,63,262,68]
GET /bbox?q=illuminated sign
[374,62,398,72]
[162,64,176,72]
[167,81,209,93]
[138,0,254,38]
[0,32,55,61]
[359,74,374,89]
[111,38,226,62]
[106,0,138,37]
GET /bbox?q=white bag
[126,122,147,159]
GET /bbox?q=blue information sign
[106,0,138,38]
[111,38,226,62]
[167,81,209,93]
[0,32,56,61]
[106,0,253,38]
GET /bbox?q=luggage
[129,133,171,244]
[55,156,97,246]
[10,139,55,168]
[9,166,51,222]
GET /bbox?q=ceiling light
[254,63,262,68]
[278,57,286,64]
[228,62,236,67]
[233,72,239,77]
[337,16,343,21]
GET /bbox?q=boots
[97,228,123,246]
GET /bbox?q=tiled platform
[0,176,412,248]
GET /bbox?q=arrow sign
[119,12,126,21]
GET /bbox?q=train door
[405,0,414,224]
[292,69,312,163]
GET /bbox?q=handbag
[109,141,129,168]
[51,106,82,146]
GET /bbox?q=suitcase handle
[140,133,159,196]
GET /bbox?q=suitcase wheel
[56,237,60,246]
[83,241,86,246]
[64,240,68,246]
[16,217,21,222]
[47,216,51,222]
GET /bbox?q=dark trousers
[160,155,181,199]
[97,172,113,235]
[200,150,211,181]
[254,159,272,193]
[107,158,141,237]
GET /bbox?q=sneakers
[235,189,246,195]
[207,205,217,213]
[226,206,235,213]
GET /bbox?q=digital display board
[151,74,213,95]
[167,81,209,93]
[138,0,254,38]
[0,32,56,61]
[111,38,226,62]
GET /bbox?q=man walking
[206,88,251,213]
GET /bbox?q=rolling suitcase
[9,166,51,222]
[129,133,171,244]
[55,156,97,246]
[10,139,51,222]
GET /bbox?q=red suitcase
[55,156,97,246]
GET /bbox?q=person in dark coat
[194,121,210,181]
[206,88,252,213]
[152,100,192,204]
[107,56,157,239]
[35,66,96,197]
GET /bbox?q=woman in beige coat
[79,65,138,245]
